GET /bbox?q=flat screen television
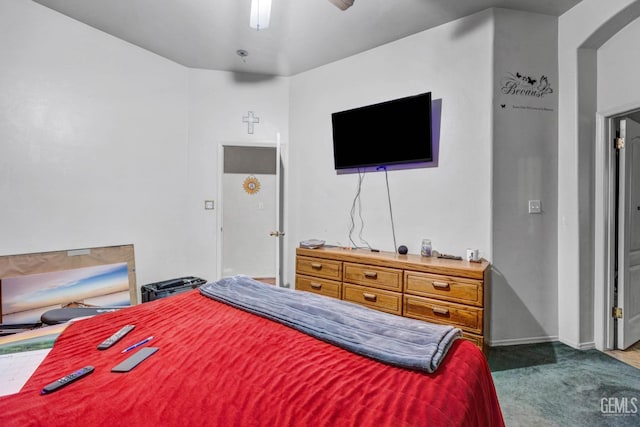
[331,92,432,170]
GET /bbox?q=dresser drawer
[343,283,402,315]
[403,295,483,334]
[296,274,342,299]
[296,256,342,281]
[404,272,483,307]
[461,332,484,349]
[343,263,402,291]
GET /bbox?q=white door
[617,118,640,349]
[273,135,285,286]
[218,141,285,286]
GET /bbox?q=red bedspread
[0,290,504,426]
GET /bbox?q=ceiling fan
[328,0,355,11]
[250,0,354,31]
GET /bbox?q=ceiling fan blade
[328,0,355,11]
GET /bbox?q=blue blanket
[199,275,461,373]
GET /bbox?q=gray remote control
[97,325,135,350]
[41,366,94,394]
[111,347,159,372]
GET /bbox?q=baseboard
[558,338,596,350]
[491,336,597,350]
[578,341,596,350]
[489,335,558,347]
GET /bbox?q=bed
[0,276,504,426]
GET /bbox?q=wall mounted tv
[331,92,432,170]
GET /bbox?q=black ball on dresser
[397,245,408,255]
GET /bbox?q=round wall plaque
[243,176,260,195]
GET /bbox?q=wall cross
[242,111,260,134]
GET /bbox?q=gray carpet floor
[488,342,640,426]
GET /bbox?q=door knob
[269,231,285,237]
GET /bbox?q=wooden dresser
[295,246,490,351]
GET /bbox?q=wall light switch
[528,200,541,214]
[204,200,215,210]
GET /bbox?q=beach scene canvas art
[1,263,130,325]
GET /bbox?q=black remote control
[438,254,463,260]
[97,325,135,350]
[41,366,94,394]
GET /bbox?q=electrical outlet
[528,200,541,214]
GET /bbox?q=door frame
[216,137,288,287]
[595,103,640,351]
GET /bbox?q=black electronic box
[141,276,207,303]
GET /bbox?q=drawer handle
[363,293,377,302]
[363,271,378,279]
[432,306,450,316]
[310,282,322,290]
[311,263,323,269]
[432,281,450,289]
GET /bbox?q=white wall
[12,0,640,348]
[595,14,640,349]
[558,0,640,348]
[0,1,291,290]
[0,0,190,288]
[185,70,289,283]
[289,9,565,345]
[491,9,559,344]
[598,17,640,112]
[289,10,494,279]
